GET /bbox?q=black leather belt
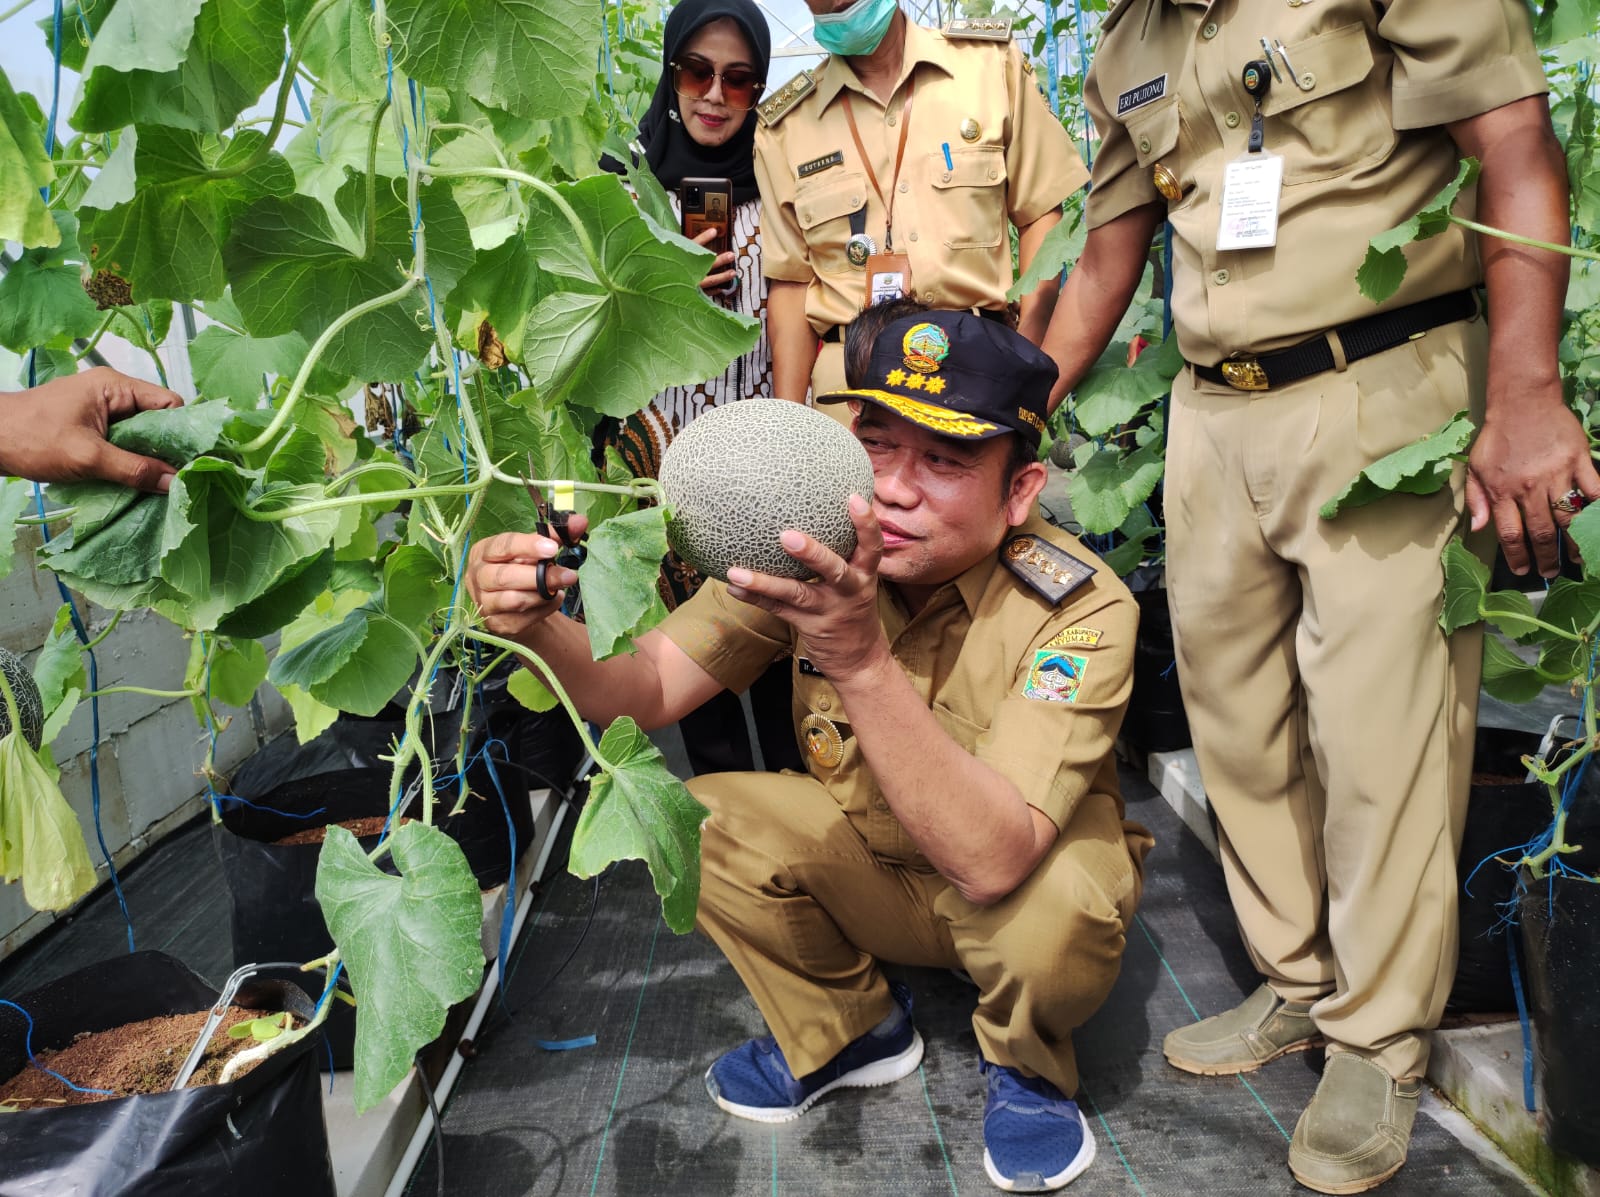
[820,305,1009,344]
[1190,289,1478,392]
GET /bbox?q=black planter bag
[0,951,334,1197]
[214,687,582,1066]
[1518,872,1600,1167]
[1122,583,1191,755]
[1449,726,1549,1013]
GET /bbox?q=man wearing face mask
[754,0,1085,415]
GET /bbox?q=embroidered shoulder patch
[758,70,816,128]
[1001,535,1097,605]
[1045,626,1103,649]
[1116,74,1168,116]
[1023,650,1087,703]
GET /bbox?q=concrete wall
[0,525,291,959]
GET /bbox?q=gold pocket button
[1153,163,1182,202]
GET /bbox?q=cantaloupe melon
[658,400,875,582]
[0,647,44,750]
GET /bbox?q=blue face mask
[812,0,899,57]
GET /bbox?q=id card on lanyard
[844,84,916,306]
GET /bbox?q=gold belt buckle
[1220,358,1269,391]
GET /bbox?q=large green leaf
[432,131,525,251]
[73,0,287,134]
[316,821,485,1111]
[1566,501,1600,579]
[579,505,670,659]
[1007,204,1085,303]
[34,605,87,744]
[1481,590,1542,641]
[281,96,404,210]
[209,636,269,706]
[1438,538,1489,633]
[384,0,597,120]
[1320,411,1474,519]
[0,211,102,352]
[38,0,119,74]
[1356,159,1480,304]
[1070,333,1181,438]
[79,128,294,302]
[449,234,555,362]
[1480,634,1546,704]
[1067,442,1164,535]
[290,0,386,101]
[516,173,759,417]
[226,176,473,379]
[1536,576,1600,640]
[568,717,708,933]
[0,732,97,911]
[0,478,38,583]
[267,547,443,712]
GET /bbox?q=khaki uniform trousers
[691,770,1146,1096]
[1163,318,1489,1081]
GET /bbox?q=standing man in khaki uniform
[755,0,1087,409]
[1038,1,1593,1191]
[467,309,1151,1192]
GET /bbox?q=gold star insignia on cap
[885,368,907,386]
[903,373,926,391]
[924,376,947,394]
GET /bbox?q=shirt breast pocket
[1260,22,1394,184]
[1123,98,1187,205]
[931,145,1007,250]
[795,171,868,276]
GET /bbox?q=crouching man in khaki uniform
[1038,1,1592,1192]
[467,309,1151,1192]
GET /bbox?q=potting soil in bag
[0,951,335,1197]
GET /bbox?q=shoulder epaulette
[943,16,1013,41]
[1098,0,1141,37]
[758,70,816,128]
[1001,534,1097,605]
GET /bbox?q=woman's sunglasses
[670,57,764,111]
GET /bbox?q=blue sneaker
[705,984,924,1123]
[981,1060,1096,1191]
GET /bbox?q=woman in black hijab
[607,0,800,776]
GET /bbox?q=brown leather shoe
[1288,1052,1419,1194]
[1162,983,1323,1076]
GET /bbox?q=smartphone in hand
[681,177,733,256]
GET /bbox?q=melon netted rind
[658,399,875,582]
[0,646,44,751]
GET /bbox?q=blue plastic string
[0,999,116,1097]
[476,733,519,999]
[44,0,63,159]
[210,791,328,821]
[1043,0,1060,117]
[537,1034,597,1051]
[1507,928,1536,1112]
[1070,0,1093,165]
[312,961,347,1021]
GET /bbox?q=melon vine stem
[464,628,610,771]
[218,952,343,1084]
[365,97,392,263]
[239,273,421,453]
[204,0,341,182]
[421,166,608,286]
[1452,216,1600,263]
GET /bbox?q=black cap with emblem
[816,309,1059,450]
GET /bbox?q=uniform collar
[813,19,955,110]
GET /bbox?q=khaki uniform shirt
[658,514,1136,863]
[755,22,1089,335]
[1083,0,1548,364]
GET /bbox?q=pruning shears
[528,457,585,601]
